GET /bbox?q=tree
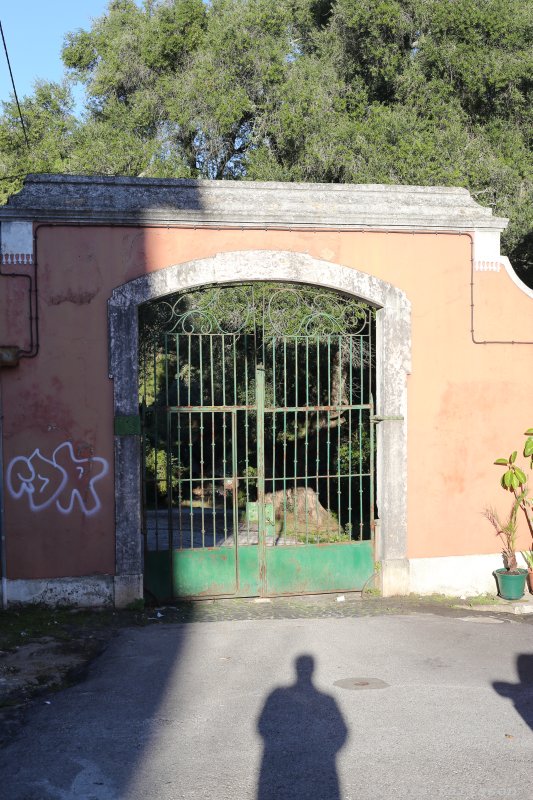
[1,0,531,280]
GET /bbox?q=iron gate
[140,283,375,600]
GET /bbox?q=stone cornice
[0,173,508,232]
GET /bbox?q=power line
[0,19,30,149]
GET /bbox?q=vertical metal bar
[304,336,309,544]
[272,337,277,542]
[221,335,228,542]
[140,342,148,555]
[369,312,375,544]
[210,336,216,545]
[256,366,266,595]
[165,334,174,596]
[243,333,250,543]
[232,410,239,589]
[326,335,331,518]
[140,343,146,552]
[369,395,375,544]
[360,325,364,405]
[336,334,342,538]
[176,334,183,549]
[282,337,288,543]
[348,336,353,540]
[187,336,194,548]
[199,335,205,546]
[358,405,363,541]
[315,336,320,544]
[153,344,160,551]
[360,324,366,540]
[293,336,299,541]
[235,333,243,544]
[359,324,365,404]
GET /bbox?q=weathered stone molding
[109,250,411,599]
[1,174,508,232]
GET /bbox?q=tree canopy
[1,0,532,280]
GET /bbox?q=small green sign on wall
[114,414,141,435]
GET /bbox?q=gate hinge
[114,414,141,435]
[370,415,404,424]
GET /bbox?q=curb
[458,594,533,616]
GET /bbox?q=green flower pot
[494,568,528,600]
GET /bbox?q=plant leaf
[511,473,520,489]
[524,428,533,435]
[524,438,533,457]
[515,468,527,484]
[503,470,512,488]
[494,458,508,465]
[510,451,517,463]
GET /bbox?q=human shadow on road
[493,653,533,731]
[257,654,348,800]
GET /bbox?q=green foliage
[338,425,371,473]
[488,427,533,571]
[494,440,531,492]
[293,528,350,544]
[0,81,77,203]
[144,445,184,498]
[1,0,531,279]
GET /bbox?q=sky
[0,1,133,111]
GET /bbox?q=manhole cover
[333,677,389,690]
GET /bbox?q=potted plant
[485,428,533,600]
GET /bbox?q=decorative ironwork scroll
[140,283,373,338]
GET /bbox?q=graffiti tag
[6,442,109,516]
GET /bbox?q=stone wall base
[5,576,114,607]
[4,574,143,608]
[113,574,144,608]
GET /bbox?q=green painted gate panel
[145,547,263,600]
[236,546,261,596]
[145,549,237,600]
[173,549,237,597]
[266,541,374,595]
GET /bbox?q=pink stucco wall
[1,225,532,579]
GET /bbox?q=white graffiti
[6,442,109,516]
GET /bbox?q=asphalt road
[1,609,532,799]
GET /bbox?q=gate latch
[370,415,404,424]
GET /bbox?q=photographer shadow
[493,653,533,731]
[257,654,348,800]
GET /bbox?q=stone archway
[108,251,411,604]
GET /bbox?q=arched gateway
[109,251,411,600]
[3,175,526,607]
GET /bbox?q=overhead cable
[0,19,30,149]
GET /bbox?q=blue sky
[0,2,133,110]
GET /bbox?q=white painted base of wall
[6,576,115,607]
[408,554,505,597]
